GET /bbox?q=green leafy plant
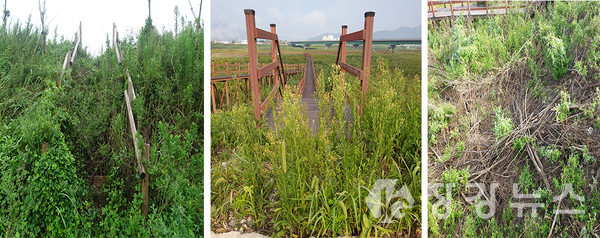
[554,90,574,122]
[493,107,513,140]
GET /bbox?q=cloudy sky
[212,0,420,41]
[3,0,205,55]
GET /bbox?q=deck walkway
[265,56,319,130]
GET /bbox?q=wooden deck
[265,56,319,130]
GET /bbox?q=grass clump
[0,14,203,237]
[211,58,421,236]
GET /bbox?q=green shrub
[493,107,513,140]
[429,103,456,144]
[538,145,561,164]
[0,86,85,237]
[543,33,569,79]
[554,90,574,122]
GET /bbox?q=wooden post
[225,61,230,108]
[340,25,347,86]
[70,33,79,67]
[70,22,81,65]
[270,24,278,87]
[126,69,136,100]
[449,0,454,16]
[41,142,48,155]
[142,143,150,219]
[211,61,215,78]
[114,23,122,64]
[211,83,217,113]
[467,0,471,15]
[360,12,375,116]
[430,1,436,18]
[244,9,262,121]
[61,50,72,78]
[124,90,146,179]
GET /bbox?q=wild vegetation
[211,45,421,236]
[429,2,600,237]
[0,10,202,237]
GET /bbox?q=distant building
[322,34,339,41]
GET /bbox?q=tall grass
[0,14,202,236]
[212,55,421,236]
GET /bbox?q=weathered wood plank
[255,28,277,41]
[142,143,150,219]
[339,61,361,78]
[124,90,145,179]
[258,61,279,78]
[340,30,364,42]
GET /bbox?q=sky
[3,0,206,55]
[212,0,420,41]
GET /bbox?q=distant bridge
[287,39,421,50]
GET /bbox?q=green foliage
[538,145,561,164]
[543,32,569,79]
[560,151,585,193]
[429,103,456,144]
[554,90,574,122]
[0,86,85,236]
[575,60,588,80]
[518,163,535,193]
[211,59,420,236]
[488,218,504,238]
[512,135,535,152]
[462,214,477,238]
[0,14,203,237]
[440,167,470,195]
[582,145,595,163]
[493,107,513,140]
[440,201,463,235]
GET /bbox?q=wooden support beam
[142,143,150,219]
[258,61,279,78]
[61,50,72,78]
[124,90,146,179]
[255,28,278,41]
[339,61,361,78]
[340,30,364,42]
[270,24,278,86]
[114,23,122,64]
[70,22,81,65]
[126,69,136,100]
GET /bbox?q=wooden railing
[427,0,534,18]
[211,61,304,81]
[244,9,287,121]
[336,12,375,116]
[61,22,82,80]
[113,23,150,219]
[210,61,304,112]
